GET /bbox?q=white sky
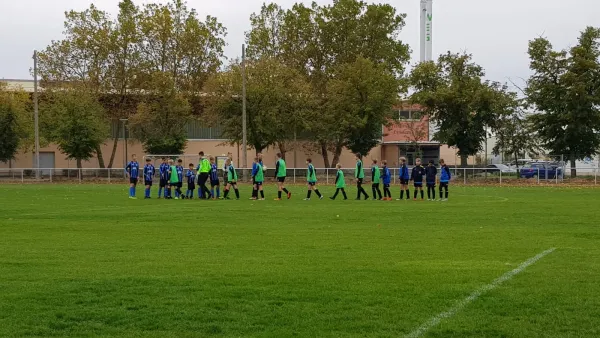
[1,0,598,89]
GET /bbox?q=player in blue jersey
[185,163,196,199]
[439,159,451,201]
[397,157,410,201]
[158,157,170,199]
[125,154,140,199]
[209,156,221,200]
[411,158,426,200]
[381,160,392,200]
[143,158,155,199]
[175,159,184,199]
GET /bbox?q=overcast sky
[1,0,598,88]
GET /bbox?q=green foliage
[129,75,190,155]
[41,89,109,168]
[493,106,541,170]
[410,52,515,166]
[203,57,314,153]
[0,84,32,163]
[245,0,409,166]
[526,27,600,175]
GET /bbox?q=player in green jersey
[223,158,240,200]
[274,153,291,200]
[330,163,348,200]
[371,159,382,200]
[304,158,323,201]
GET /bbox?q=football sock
[211,188,215,198]
[216,187,220,198]
[432,189,436,200]
[315,189,322,198]
[260,190,264,198]
[234,189,239,199]
[158,187,163,198]
[307,190,312,199]
[400,190,404,199]
[406,190,410,199]
[414,190,418,199]
[283,188,289,194]
[278,191,282,199]
[223,189,229,198]
[420,190,424,199]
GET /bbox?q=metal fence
[0,167,598,185]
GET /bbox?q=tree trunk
[76,158,82,169]
[107,123,121,168]
[96,145,105,169]
[570,152,576,178]
[278,142,286,161]
[514,151,520,179]
[460,154,469,168]
[320,141,331,168]
[331,142,343,168]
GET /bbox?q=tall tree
[0,83,33,163]
[203,57,314,156]
[246,0,410,166]
[526,27,600,176]
[41,89,109,168]
[325,57,398,158]
[410,52,514,167]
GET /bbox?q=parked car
[483,164,517,174]
[520,163,563,179]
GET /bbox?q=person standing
[197,151,211,199]
[125,154,139,199]
[274,153,291,200]
[355,153,369,200]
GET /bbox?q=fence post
[326,168,329,185]
[79,169,82,183]
[595,168,597,186]
[537,168,540,184]
[108,169,111,183]
[21,170,24,183]
[463,168,466,185]
[293,168,296,184]
[500,170,502,185]
[50,170,52,182]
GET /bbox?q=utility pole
[33,50,40,179]
[242,44,248,181]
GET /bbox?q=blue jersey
[440,165,451,183]
[186,169,196,185]
[126,161,139,179]
[382,166,391,185]
[159,163,170,180]
[176,165,184,182]
[399,164,410,180]
[210,163,219,181]
[143,164,155,181]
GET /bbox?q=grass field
[1,184,599,337]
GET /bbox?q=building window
[398,110,423,121]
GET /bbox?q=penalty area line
[405,247,556,338]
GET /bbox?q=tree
[41,89,109,168]
[493,106,541,173]
[0,83,32,163]
[245,0,410,166]
[526,27,600,177]
[128,75,191,155]
[203,57,314,155]
[325,57,398,157]
[410,52,515,167]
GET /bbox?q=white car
[484,164,517,173]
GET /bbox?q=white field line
[405,247,556,338]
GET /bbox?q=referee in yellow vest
[197,151,212,199]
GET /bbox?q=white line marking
[405,247,556,338]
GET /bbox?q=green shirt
[276,158,286,178]
[336,170,346,188]
[169,165,179,183]
[372,165,380,184]
[255,162,264,182]
[227,164,238,182]
[199,158,210,173]
[355,160,364,179]
[307,163,317,182]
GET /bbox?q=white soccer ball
[263,165,268,171]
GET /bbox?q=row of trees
[1,0,599,175]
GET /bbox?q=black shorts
[145,180,153,187]
[188,184,196,191]
[414,182,423,188]
[210,180,220,187]
[400,178,409,185]
[177,182,183,189]
[277,177,286,183]
[308,182,316,186]
[228,180,237,185]
[356,178,364,185]
[371,182,379,186]
[255,181,263,186]
[384,184,390,188]
[440,182,449,188]
[130,178,138,185]
[159,178,168,187]
[252,177,256,185]
[427,183,436,188]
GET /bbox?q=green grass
[1,184,599,337]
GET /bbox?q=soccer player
[223,152,233,185]
[410,158,426,200]
[168,159,180,199]
[175,159,184,199]
[355,153,369,200]
[185,163,196,199]
[209,156,220,200]
[143,158,155,199]
[250,153,261,200]
[439,159,451,201]
[304,158,323,200]
[223,158,240,200]
[425,160,437,201]
[197,151,211,199]
[330,163,347,200]
[158,157,169,199]
[381,160,392,201]
[252,157,265,200]
[371,159,382,200]
[397,157,410,201]
[274,153,291,200]
[125,154,140,199]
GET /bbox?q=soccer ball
[262,165,267,171]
